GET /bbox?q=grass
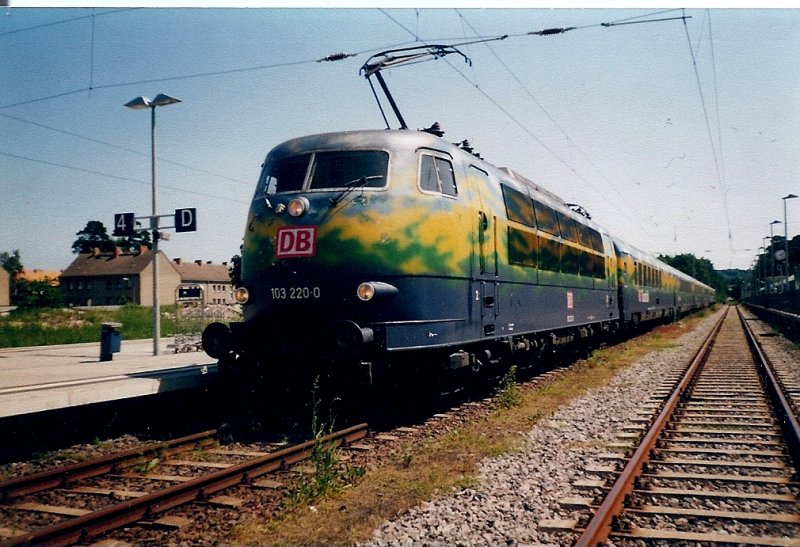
[285,380,367,510]
[229,310,713,546]
[0,305,181,348]
[495,364,522,409]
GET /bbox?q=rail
[0,423,368,547]
[0,430,217,501]
[573,306,728,547]
[573,305,800,546]
[739,306,800,467]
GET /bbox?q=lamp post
[769,220,782,281]
[784,194,798,289]
[762,236,772,300]
[125,94,181,356]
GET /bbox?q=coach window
[561,244,581,275]
[501,183,536,227]
[589,227,605,253]
[538,235,561,272]
[576,222,593,249]
[419,154,458,197]
[593,254,606,279]
[532,200,561,237]
[557,212,580,244]
[508,227,538,267]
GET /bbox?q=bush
[0,305,180,348]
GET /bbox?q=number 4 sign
[113,213,135,236]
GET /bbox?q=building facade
[60,248,234,307]
[171,258,234,304]
[0,268,9,308]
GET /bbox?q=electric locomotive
[202,42,715,386]
[201,126,676,384]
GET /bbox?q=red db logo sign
[275,226,317,258]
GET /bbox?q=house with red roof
[60,246,233,308]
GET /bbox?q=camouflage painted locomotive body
[203,129,713,378]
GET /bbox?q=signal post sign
[113,208,197,237]
[113,212,136,237]
[174,207,196,233]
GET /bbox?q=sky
[2,4,799,273]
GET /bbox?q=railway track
[560,305,800,546]
[0,423,367,547]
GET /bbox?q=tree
[71,220,115,254]
[1,249,23,278]
[15,280,64,309]
[229,246,242,287]
[1,249,24,303]
[116,230,153,252]
[2,249,65,308]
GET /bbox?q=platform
[0,338,217,419]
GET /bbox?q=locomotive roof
[264,130,711,292]
[269,129,573,207]
[266,129,455,158]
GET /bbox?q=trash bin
[100,322,123,361]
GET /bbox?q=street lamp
[125,94,181,356]
[769,220,782,280]
[783,194,798,289]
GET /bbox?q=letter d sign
[174,208,197,233]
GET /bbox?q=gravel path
[369,309,727,547]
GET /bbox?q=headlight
[357,282,376,301]
[357,281,398,301]
[234,287,250,304]
[287,197,309,217]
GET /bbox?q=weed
[285,378,365,510]
[135,457,160,475]
[495,365,521,409]
[32,449,78,464]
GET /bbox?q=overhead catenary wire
[0,8,138,37]
[376,8,693,239]
[2,8,730,260]
[376,11,621,221]
[680,12,733,250]
[0,151,249,205]
[1,112,253,188]
[453,9,653,231]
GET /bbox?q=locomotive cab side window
[419,154,458,197]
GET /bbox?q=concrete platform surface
[0,338,217,418]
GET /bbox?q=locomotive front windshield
[259,150,389,195]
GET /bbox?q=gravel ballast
[369,309,728,546]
